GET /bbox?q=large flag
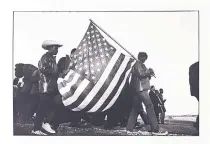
[57,22,135,113]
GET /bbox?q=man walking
[149,86,160,122]
[31,40,62,135]
[126,52,168,136]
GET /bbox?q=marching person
[149,86,160,122]
[31,40,63,135]
[158,88,166,124]
[57,48,76,77]
[50,48,83,131]
[14,63,37,121]
[126,52,168,136]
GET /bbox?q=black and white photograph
[13,11,199,136]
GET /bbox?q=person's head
[15,63,24,78]
[151,85,155,91]
[42,40,63,55]
[57,57,67,74]
[155,90,159,94]
[159,88,163,94]
[48,46,59,55]
[70,48,77,59]
[138,52,148,63]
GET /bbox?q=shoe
[151,130,168,136]
[31,130,47,136]
[126,130,133,135]
[138,130,152,136]
[126,130,138,136]
[42,123,56,134]
[127,130,146,136]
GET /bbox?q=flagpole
[89,19,156,78]
[89,19,137,60]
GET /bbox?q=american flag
[57,22,135,113]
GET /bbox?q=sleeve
[189,64,193,86]
[38,55,54,76]
[132,61,151,78]
[189,62,198,86]
[30,69,40,83]
[149,91,156,105]
[23,64,38,80]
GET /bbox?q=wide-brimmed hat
[42,40,63,50]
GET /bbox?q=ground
[14,115,198,136]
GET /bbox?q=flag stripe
[57,70,74,90]
[62,76,85,101]
[95,58,133,112]
[102,60,135,111]
[80,54,125,112]
[71,51,121,111]
[65,81,94,109]
[59,73,80,95]
[57,22,136,112]
[63,78,90,106]
[88,56,131,112]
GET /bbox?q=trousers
[126,90,159,132]
[33,93,55,131]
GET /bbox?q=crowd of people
[13,40,198,136]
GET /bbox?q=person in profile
[126,52,168,136]
[149,86,160,122]
[189,61,199,131]
[31,40,63,135]
[158,88,166,124]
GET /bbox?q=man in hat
[126,52,168,136]
[32,40,62,135]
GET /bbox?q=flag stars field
[58,23,134,112]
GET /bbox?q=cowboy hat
[42,40,63,50]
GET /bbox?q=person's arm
[132,61,151,78]
[163,98,167,103]
[39,54,57,76]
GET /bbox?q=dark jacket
[189,62,199,99]
[130,61,151,92]
[149,90,160,107]
[38,52,58,93]
[158,94,166,112]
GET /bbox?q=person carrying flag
[126,52,168,136]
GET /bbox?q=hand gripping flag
[57,22,135,113]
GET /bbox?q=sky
[14,12,198,115]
